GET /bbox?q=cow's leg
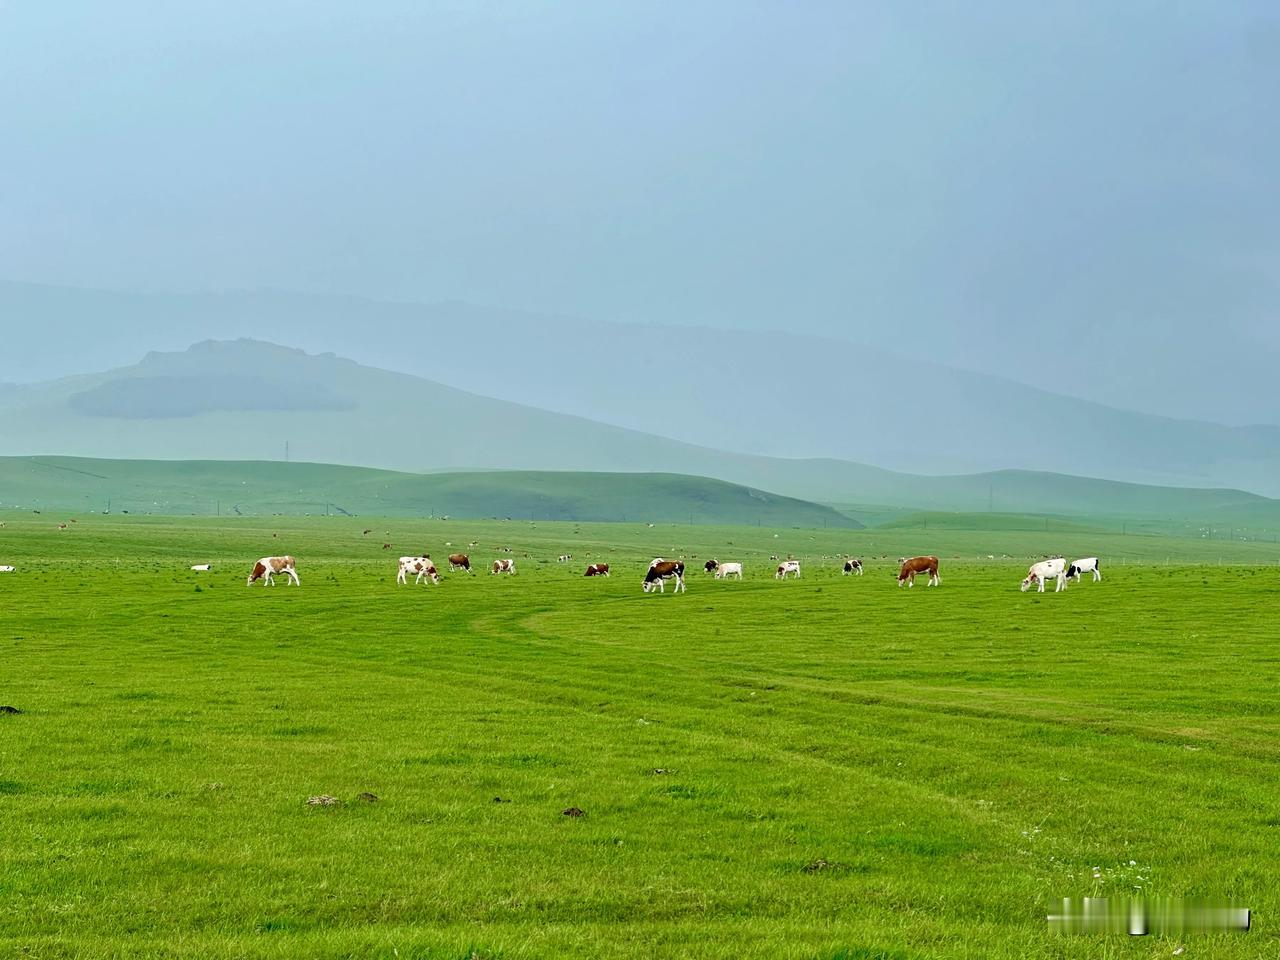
[1094,568,1102,581]
[288,569,300,586]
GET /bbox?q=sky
[2,1,1277,418]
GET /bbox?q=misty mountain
[3,284,1280,493]
[4,339,1280,505]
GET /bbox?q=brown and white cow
[584,563,610,577]
[397,556,439,585]
[643,559,685,593]
[448,553,472,573]
[247,555,299,586]
[491,558,516,575]
[842,558,863,576]
[897,555,939,587]
[775,560,801,579]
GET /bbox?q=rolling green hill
[5,339,1280,507]
[0,457,861,528]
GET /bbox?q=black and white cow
[1066,557,1102,582]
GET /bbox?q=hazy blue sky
[2,1,1277,401]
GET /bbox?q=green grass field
[2,512,1277,958]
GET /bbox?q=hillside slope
[4,285,1280,491]
[0,457,862,527]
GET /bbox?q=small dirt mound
[562,806,585,818]
[306,795,341,807]
[355,792,379,803]
[0,706,21,715]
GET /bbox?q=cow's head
[1020,574,1037,592]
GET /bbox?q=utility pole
[285,441,290,463]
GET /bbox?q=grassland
[0,458,858,529]
[2,512,1277,958]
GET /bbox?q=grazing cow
[0,565,14,573]
[714,561,743,580]
[491,558,516,575]
[398,556,439,585]
[1021,557,1067,593]
[842,559,863,576]
[704,559,720,573]
[584,563,610,577]
[558,554,573,563]
[190,563,212,572]
[643,560,685,593]
[1066,557,1102,582]
[897,556,939,587]
[775,560,801,580]
[247,555,299,587]
[448,553,472,572]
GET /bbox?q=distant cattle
[842,559,863,576]
[491,558,516,575]
[448,553,472,572]
[1067,557,1102,582]
[398,556,439,585]
[714,561,743,580]
[0,565,14,573]
[558,554,573,563]
[1021,558,1067,593]
[190,563,212,572]
[643,559,685,594]
[247,555,299,587]
[704,559,720,573]
[897,556,939,587]
[584,563,610,577]
[775,560,801,580]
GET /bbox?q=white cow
[190,564,211,572]
[0,565,14,573]
[775,560,801,580]
[1021,558,1067,593]
[398,556,440,585]
[714,562,743,580]
[1067,557,1102,582]
[491,558,516,575]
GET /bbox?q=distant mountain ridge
[4,283,1280,493]
[3,337,1280,530]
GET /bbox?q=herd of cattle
[232,552,1104,594]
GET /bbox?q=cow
[643,560,685,593]
[1066,557,1102,582]
[0,565,14,573]
[558,554,573,563]
[584,563,610,577]
[448,553,472,573]
[775,560,801,580]
[1021,557,1067,593]
[897,556,939,587]
[190,564,212,572]
[247,555,299,586]
[491,558,516,575]
[843,558,863,576]
[704,559,719,573]
[398,556,440,585]
[714,561,743,580]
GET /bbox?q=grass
[1,512,1276,958]
[0,457,859,528]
